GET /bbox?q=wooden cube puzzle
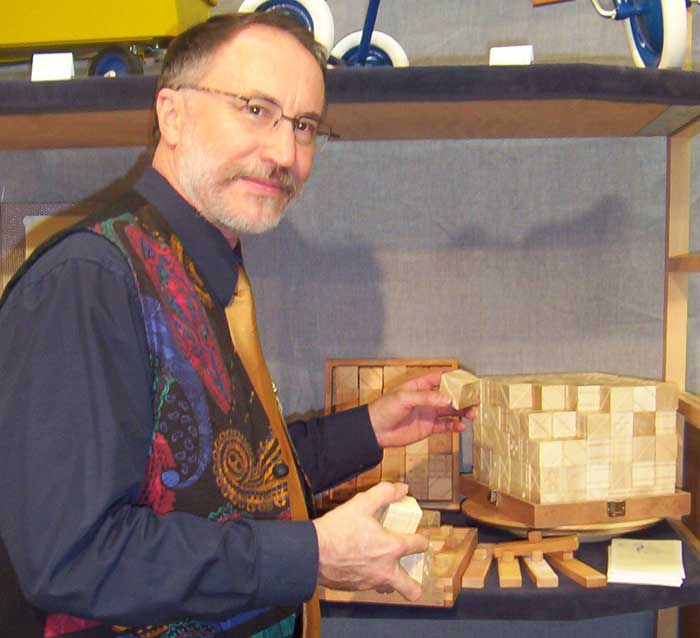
[319,358,461,511]
[473,373,679,504]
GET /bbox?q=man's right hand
[312,481,428,601]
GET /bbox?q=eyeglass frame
[173,83,336,145]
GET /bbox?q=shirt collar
[134,166,241,306]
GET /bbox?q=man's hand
[312,482,428,601]
[367,370,476,449]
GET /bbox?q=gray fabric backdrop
[2,0,700,447]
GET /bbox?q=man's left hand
[367,370,476,449]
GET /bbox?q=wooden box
[318,358,460,510]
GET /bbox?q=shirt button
[273,462,289,478]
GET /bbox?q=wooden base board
[319,526,477,607]
[460,474,690,528]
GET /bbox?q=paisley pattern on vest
[43,203,305,638]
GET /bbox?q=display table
[320,517,700,637]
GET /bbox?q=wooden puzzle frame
[319,358,461,510]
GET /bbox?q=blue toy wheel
[88,47,143,76]
[618,0,686,68]
[330,30,409,67]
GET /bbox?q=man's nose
[262,119,296,168]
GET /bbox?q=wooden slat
[679,392,700,429]
[668,253,700,272]
[664,133,691,390]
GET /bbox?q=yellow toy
[1,0,217,75]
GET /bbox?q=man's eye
[245,102,275,120]
[296,119,318,134]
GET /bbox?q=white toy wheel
[330,30,409,67]
[623,0,687,68]
[238,0,335,57]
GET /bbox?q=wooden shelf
[4,64,700,148]
[668,252,700,272]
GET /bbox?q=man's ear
[155,88,184,147]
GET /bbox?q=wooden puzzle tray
[460,474,690,529]
[319,525,477,607]
[318,358,461,511]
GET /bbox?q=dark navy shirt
[0,166,382,627]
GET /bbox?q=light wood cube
[611,412,633,439]
[428,477,453,500]
[562,439,586,466]
[610,386,635,413]
[577,385,610,412]
[428,454,453,478]
[541,384,575,411]
[632,462,655,489]
[612,438,633,463]
[529,440,563,468]
[525,411,553,440]
[587,439,611,464]
[552,411,578,439]
[655,411,677,435]
[584,413,611,439]
[439,369,480,409]
[633,412,655,437]
[633,436,655,463]
[609,463,633,498]
[655,434,677,463]
[429,432,453,454]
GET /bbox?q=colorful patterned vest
[6,193,315,638]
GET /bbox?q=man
[0,12,470,638]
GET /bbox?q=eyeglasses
[174,84,334,146]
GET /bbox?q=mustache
[225,164,300,197]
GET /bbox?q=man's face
[172,25,325,236]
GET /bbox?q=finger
[390,566,423,602]
[355,481,408,514]
[398,389,453,410]
[399,531,430,556]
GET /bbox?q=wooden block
[492,534,578,559]
[584,413,611,439]
[547,552,607,588]
[525,412,552,440]
[562,440,586,466]
[655,434,677,463]
[381,453,405,482]
[611,412,633,439]
[462,543,494,589]
[428,477,453,501]
[633,412,655,437]
[541,384,575,411]
[439,369,480,409]
[522,554,559,588]
[429,432,453,454]
[633,436,655,463]
[552,411,577,439]
[329,478,357,501]
[612,438,633,463]
[332,366,359,412]
[405,438,429,455]
[586,439,611,464]
[380,495,423,534]
[577,385,610,412]
[562,465,586,500]
[428,454,453,477]
[497,553,522,588]
[655,411,677,435]
[529,440,562,468]
[632,461,655,489]
[356,462,382,491]
[382,365,408,392]
[419,509,441,527]
[610,386,635,413]
[586,463,610,499]
[359,366,383,404]
[609,463,632,497]
[633,382,678,411]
